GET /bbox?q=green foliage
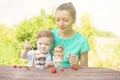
[89,41,120,70]
[80,13,96,37]
[80,13,96,51]
[16,10,56,49]
[0,10,120,71]
[0,25,16,44]
[96,30,117,37]
[0,26,26,66]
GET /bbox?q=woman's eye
[64,20,69,22]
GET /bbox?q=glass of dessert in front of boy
[34,52,46,69]
[55,46,64,70]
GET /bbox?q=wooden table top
[0,66,120,80]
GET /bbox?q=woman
[52,2,90,68]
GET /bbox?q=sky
[0,0,120,36]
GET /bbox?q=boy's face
[37,37,51,54]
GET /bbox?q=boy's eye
[56,19,60,22]
[39,43,42,45]
[64,18,69,22]
[64,20,68,22]
[45,44,50,46]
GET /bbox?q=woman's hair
[56,2,76,20]
[36,30,54,48]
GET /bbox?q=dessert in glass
[55,46,64,69]
[34,53,46,69]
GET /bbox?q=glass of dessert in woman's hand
[55,46,64,69]
[68,54,79,69]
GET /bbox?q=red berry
[58,46,63,49]
[51,67,57,73]
[72,65,78,70]
[13,65,17,68]
[27,67,30,70]
[18,66,22,68]
[60,68,64,71]
[25,66,28,68]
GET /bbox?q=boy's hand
[20,41,31,58]
[46,61,54,67]
[24,41,31,51]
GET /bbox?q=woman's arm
[80,52,88,67]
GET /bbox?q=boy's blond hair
[36,30,54,49]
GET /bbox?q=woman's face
[55,10,75,33]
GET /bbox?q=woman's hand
[69,54,79,66]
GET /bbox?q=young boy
[20,30,55,68]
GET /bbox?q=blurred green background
[0,10,120,70]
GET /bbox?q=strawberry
[51,67,57,73]
[57,54,61,57]
[60,68,64,71]
[27,67,30,70]
[25,66,28,68]
[13,65,17,68]
[72,65,78,70]
[58,46,63,49]
[18,66,22,68]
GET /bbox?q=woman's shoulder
[51,30,60,38]
[51,29,59,34]
[75,32,88,40]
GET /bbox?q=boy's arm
[20,41,31,58]
[20,48,29,58]
[45,54,55,67]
